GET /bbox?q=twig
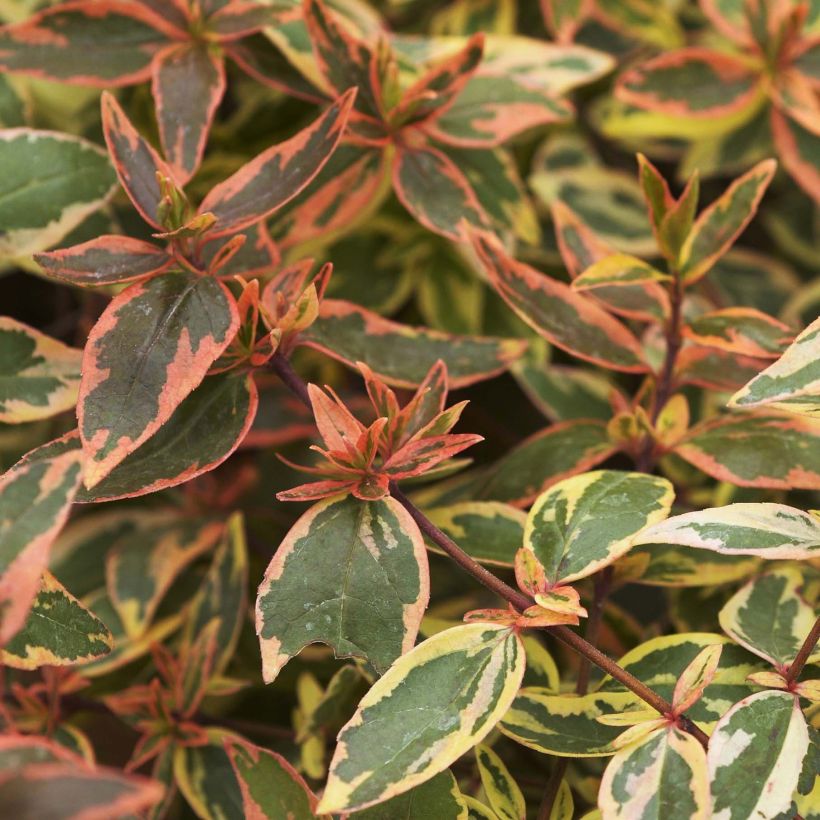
[786,616,820,684]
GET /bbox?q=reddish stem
[786,616,820,684]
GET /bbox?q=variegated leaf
[597,634,763,729]
[271,143,388,248]
[77,372,257,502]
[675,412,820,490]
[729,315,820,417]
[679,159,777,283]
[199,89,355,236]
[673,644,722,714]
[599,727,709,820]
[256,494,429,683]
[0,318,82,423]
[424,502,525,567]
[0,2,169,86]
[0,746,164,817]
[476,421,616,506]
[78,270,239,488]
[0,437,83,645]
[470,230,648,372]
[79,588,182,678]
[0,129,116,256]
[152,41,226,184]
[173,728,244,820]
[36,236,173,287]
[106,518,222,639]
[475,744,525,820]
[501,690,645,757]
[184,513,247,676]
[615,49,763,121]
[101,91,177,229]
[224,736,322,819]
[683,308,792,359]
[719,566,818,670]
[772,105,820,203]
[354,770,468,819]
[634,502,820,559]
[572,253,670,291]
[301,298,525,388]
[303,0,383,119]
[428,73,572,147]
[626,543,760,587]
[524,470,674,585]
[443,147,541,244]
[318,623,525,814]
[392,142,491,240]
[2,571,112,670]
[708,691,809,820]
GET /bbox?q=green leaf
[0,129,116,256]
[524,470,674,585]
[708,691,809,820]
[2,571,113,670]
[354,770,469,819]
[501,690,644,757]
[635,502,820,559]
[302,298,525,388]
[475,744,525,820]
[78,270,239,488]
[675,412,820,490]
[106,518,222,639]
[0,317,82,423]
[719,566,818,671]
[729,315,820,418]
[476,421,615,506]
[319,623,525,814]
[680,159,777,282]
[174,729,244,820]
[200,89,355,237]
[225,736,321,819]
[471,230,648,372]
[0,3,168,86]
[77,372,257,502]
[393,143,491,240]
[424,502,525,567]
[0,436,83,645]
[599,727,709,820]
[256,494,429,683]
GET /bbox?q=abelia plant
[0,1,819,819]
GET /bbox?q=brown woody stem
[787,615,820,683]
[270,351,711,749]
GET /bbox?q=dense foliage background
[0,0,819,818]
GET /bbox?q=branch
[787,615,820,684]
[269,350,710,749]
